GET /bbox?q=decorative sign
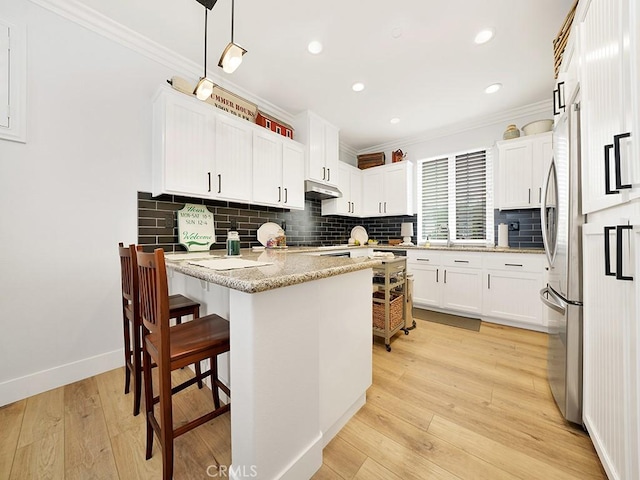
[177,204,216,251]
[206,85,258,122]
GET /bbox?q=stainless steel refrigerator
[540,89,584,425]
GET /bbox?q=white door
[441,267,482,314]
[282,142,305,210]
[252,130,282,206]
[409,262,441,308]
[215,115,253,201]
[362,169,384,216]
[162,94,215,196]
[582,222,635,479]
[498,140,533,209]
[483,271,543,327]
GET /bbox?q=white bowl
[521,119,553,136]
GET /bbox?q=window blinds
[420,157,449,240]
[455,150,486,240]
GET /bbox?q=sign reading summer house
[177,204,216,252]
[206,85,258,122]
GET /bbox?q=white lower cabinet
[407,250,547,331]
[482,254,546,331]
[407,251,482,316]
[582,221,639,480]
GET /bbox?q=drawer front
[483,253,544,272]
[407,250,442,265]
[440,252,482,269]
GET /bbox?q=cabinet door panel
[282,142,305,210]
[409,263,441,308]
[483,271,543,326]
[307,114,325,182]
[441,268,482,314]
[350,169,362,216]
[163,97,214,196]
[362,170,384,216]
[499,142,533,209]
[215,115,252,201]
[324,122,339,186]
[384,165,408,215]
[252,131,282,206]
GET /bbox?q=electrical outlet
[508,221,520,231]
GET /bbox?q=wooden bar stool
[118,243,203,416]
[137,248,230,480]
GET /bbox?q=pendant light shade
[218,42,247,74]
[218,0,247,74]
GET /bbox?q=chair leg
[132,322,142,417]
[196,361,203,389]
[210,356,220,409]
[142,347,154,460]
[123,313,132,395]
[159,364,174,480]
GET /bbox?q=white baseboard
[0,348,123,407]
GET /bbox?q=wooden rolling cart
[372,256,409,351]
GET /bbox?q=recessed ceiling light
[391,26,403,39]
[352,82,365,92]
[474,28,495,45]
[307,40,323,55]
[485,83,502,94]
[390,117,400,124]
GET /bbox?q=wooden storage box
[372,292,404,330]
[358,152,385,170]
[256,111,294,139]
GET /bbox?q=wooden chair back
[118,242,138,314]
[136,248,171,355]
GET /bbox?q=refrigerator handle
[540,287,565,314]
[541,159,557,266]
[616,225,634,281]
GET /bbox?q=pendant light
[218,0,247,74]
[193,7,214,100]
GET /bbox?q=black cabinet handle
[278,186,281,202]
[604,226,616,276]
[384,202,387,213]
[487,273,491,289]
[505,263,523,267]
[454,260,469,263]
[528,188,531,204]
[322,167,326,180]
[557,81,565,112]
[553,88,560,115]
[444,270,447,284]
[417,258,430,262]
[614,132,632,190]
[604,144,619,195]
[327,168,331,182]
[284,188,288,203]
[217,174,222,194]
[436,269,439,283]
[539,187,542,203]
[207,172,211,192]
[603,225,633,280]
[616,225,633,281]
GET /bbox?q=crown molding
[339,142,358,158]
[357,99,553,154]
[28,0,296,124]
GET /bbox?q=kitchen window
[417,148,493,244]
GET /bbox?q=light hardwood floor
[0,319,605,479]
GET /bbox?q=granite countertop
[165,249,381,294]
[289,244,546,254]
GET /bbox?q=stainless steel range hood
[304,180,342,200]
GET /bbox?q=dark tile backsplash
[137,192,542,252]
[493,208,543,249]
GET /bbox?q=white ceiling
[76,0,574,151]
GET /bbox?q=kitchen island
[165,249,380,480]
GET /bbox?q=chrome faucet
[435,223,452,247]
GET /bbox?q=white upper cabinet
[153,86,305,209]
[215,114,253,202]
[362,162,414,217]
[293,110,339,186]
[152,88,215,197]
[252,130,304,210]
[496,132,552,210]
[322,162,362,216]
[580,0,637,213]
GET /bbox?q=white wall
[0,0,171,405]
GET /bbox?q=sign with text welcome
[177,204,216,251]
